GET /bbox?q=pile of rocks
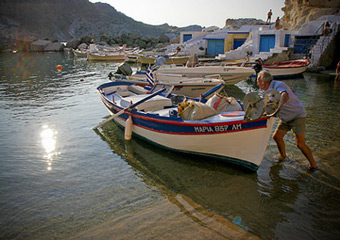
[66,33,171,51]
[10,33,172,52]
[13,38,65,52]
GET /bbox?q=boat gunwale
[98,86,270,135]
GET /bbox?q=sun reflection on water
[40,125,60,171]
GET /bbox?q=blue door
[284,34,290,47]
[259,35,275,52]
[207,39,225,55]
[233,38,246,49]
[183,34,192,42]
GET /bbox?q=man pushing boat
[257,70,318,171]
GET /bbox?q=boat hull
[262,59,310,79]
[111,74,224,98]
[72,50,87,58]
[264,65,308,79]
[114,115,274,170]
[97,82,274,171]
[155,66,255,85]
[138,55,190,65]
[87,53,127,62]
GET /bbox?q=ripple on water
[1,54,340,240]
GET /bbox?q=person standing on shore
[323,21,331,36]
[257,70,318,170]
[266,9,273,24]
[335,60,340,81]
[275,17,280,30]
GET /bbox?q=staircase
[309,22,338,67]
[217,40,289,62]
[249,47,289,62]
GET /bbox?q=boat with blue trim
[95,81,275,171]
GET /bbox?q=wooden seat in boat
[120,94,172,112]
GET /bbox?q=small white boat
[110,72,225,98]
[71,49,88,58]
[87,52,127,62]
[87,44,127,62]
[109,63,225,98]
[138,54,190,65]
[94,81,275,171]
[154,63,255,85]
[126,48,144,62]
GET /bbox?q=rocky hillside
[282,0,340,30]
[0,0,202,50]
[224,18,266,29]
[2,0,339,52]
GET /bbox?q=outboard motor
[151,56,167,70]
[108,72,114,80]
[115,62,133,76]
[253,58,263,74]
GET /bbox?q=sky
[89,0,286,28]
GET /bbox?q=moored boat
[255,58,310,79]
[125,48,144,62]
[219,58,249,66]
[95,81,275,171]
[87,44,127,62]
[154,64,256,85]
[87,52,127,62]
[109,63,225,98]
[138,54,190,65]
[71,49,88,58]
[109,72,225,98]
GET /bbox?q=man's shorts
[277,117,306,135]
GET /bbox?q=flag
[146,66,155,87]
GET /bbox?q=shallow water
[1,52,340,240]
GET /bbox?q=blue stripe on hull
[104,101,269,135]
[130,115,267,135]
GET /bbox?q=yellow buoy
[124,115,133,140]
[56,65,62,71]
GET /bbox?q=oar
[200,83,225,99]
[93,87,166,130]
[165,85,175,97]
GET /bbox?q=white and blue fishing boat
[94,81,275,171]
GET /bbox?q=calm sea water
[1,52,340,240]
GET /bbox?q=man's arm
[280,91,289,104]
[269,91,288,117]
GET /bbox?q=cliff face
[1,0,340,51]
[282,0,340,30]
[0,0,201,49]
